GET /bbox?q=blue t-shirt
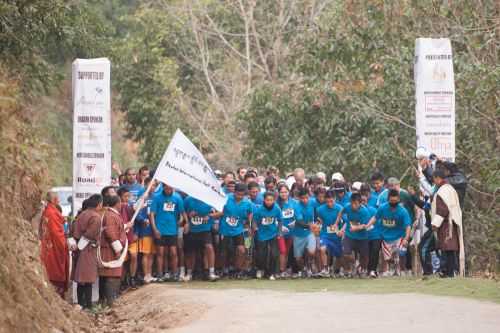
[122,182,145,206]
[317,203,343,240]
[365,205,382,240]
[151,191,185,236]
[343,204,370,240]
[368,189,383,208]
[293,200,315,238]
[220,194,253,237]
[336,191,352,208]
[134,194,155,237]
[277,198,299,238]
[376,203,411,242]
[184,196,213,233]
[253,204,282,241]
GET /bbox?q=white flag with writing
[154,129,227,211]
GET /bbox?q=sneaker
[256,270,264,279]
[318,270,330,278]
[335,271,345,278]
[381,271,392,278]
[162,272,171,281]
[143,275,155,284]
[292,271,303,279]
[394,270,401,277]
[269,275,276,281]
[182,274,192,282]
[369,271,377,278]
[305,270,313,278]
[208,273,219,282]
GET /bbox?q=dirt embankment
[95,285,205,333]
[0,74,92,333]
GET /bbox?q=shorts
[382,238,403,261]
[154,235,177,247]
[343,237,369,257]
[128,240,139,254]
[185,232,213,253]
[138,236,155,254]
[320,236,343,258]
[220,234,244,258]
[221,234,245,248]
[293,233,316,258]
[277,237,293,255]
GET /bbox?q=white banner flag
[72,58,112,215]
[154,129,227,212]
[414,38,455,161]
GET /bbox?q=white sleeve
[419,175,434,196]
[67,237,77,250]
[431,215,444,228]
[111,240,123,253]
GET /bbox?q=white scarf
[431,183,465,276]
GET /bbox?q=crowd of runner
[39,148,466,309]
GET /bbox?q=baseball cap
[331,172,344,182]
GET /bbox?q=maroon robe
[71,208,101,283]
[435,195,459,251]
[99,208,127,278]
[40,203,69,296]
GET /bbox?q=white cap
[316,172,327,182]
[331,172,344,182]
[351,181,363,192]
[285,176,296,189]
[415,147,431,160]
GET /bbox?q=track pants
[255,238,279,275]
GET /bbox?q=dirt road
[98,284,500,333]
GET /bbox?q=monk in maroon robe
[40,192,69,297]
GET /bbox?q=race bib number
[226,217,238,227]
[350,220,360,226]
[191,216,204,226]
[282,208,294,219]
[261,217,275,226]
[382,219,396,228]
[164,202,175,212]
[326,224,338,234]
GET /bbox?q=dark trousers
[255,238,279,275]
[77,283,93,309]
[418,230,435,275]
[367,239,382,272]
[441,250,458,277]
[100,277,121,306]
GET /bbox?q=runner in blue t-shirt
[133,177,157,283]
[368,172,385,208]
[213,183,253,278]
[183,196,219,281]
[122,168,145,206]
[360,186,383,278]
[341,192,371,277]
[293,187,316,277]
[369,189,411,277]
[332,181,352,207]
[276,183,299,278]
[253,192,282,280]
[150,183,185,281]
[316,190,344,277]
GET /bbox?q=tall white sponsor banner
[154,129,227,212]
[415,38,455,161]
[72,58,112,215]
